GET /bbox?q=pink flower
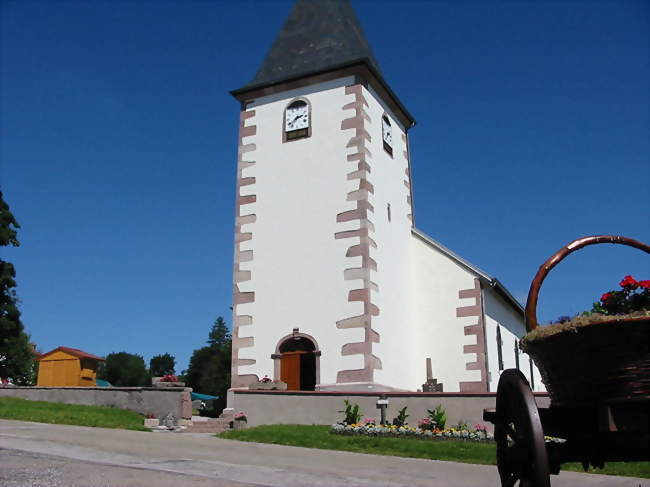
[601,292,612,303]
[639,280,650,289]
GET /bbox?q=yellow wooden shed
[37,346,105,387]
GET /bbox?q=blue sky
[1,0,648,372]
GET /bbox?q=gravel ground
[1,420,647,487]
[0,449,258,487]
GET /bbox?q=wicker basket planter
[522,317,650,406]
[522,235,650,407]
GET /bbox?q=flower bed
[330,423,493,442]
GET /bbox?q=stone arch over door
[271,330,321,390]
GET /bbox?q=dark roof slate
[243,0,382,90]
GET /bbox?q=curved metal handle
[525,235,650,332]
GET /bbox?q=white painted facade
[409,232,483,390]
[237,78,363,386]
[484,290,546,392]
[230,77,543,394]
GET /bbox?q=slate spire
[244,0,382,89]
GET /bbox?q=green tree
[185,316,232,414]
[99,352,150,387]
[208,316,229,347]
[149,353,175,377]
[0,191,36,384]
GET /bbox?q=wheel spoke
[494,370,550,487]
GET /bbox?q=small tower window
[381,115,393,156]
[284,99,311,141]
[387,203,391,222]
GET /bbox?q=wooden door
[280,352,302,391]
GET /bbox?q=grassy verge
[219,425,650,479]
[0,397,148,431]
[221,425,495,464]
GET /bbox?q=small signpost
[376,394,389,425]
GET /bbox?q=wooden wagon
[483,235,650,486]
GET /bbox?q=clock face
[382,118,392,145]
[285,102,309,131]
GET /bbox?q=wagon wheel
[495,369,550,487]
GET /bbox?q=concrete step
[182,419,231,434]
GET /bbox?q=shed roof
[37,346,105,362]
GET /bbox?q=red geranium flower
[619,275,638,289]
[639,280,650,289]
[601,292,612,302]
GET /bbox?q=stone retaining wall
[0,386,192,423]
[231,390,550,431]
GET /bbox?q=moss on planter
[521,310,650,351]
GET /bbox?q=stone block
[248,381,287,390]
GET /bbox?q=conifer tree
[0,191,35,384]
[185,316,232,414]
[207,316,230,348]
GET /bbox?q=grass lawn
[220,424,650,479]
[0,397,149,431]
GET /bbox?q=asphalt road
[0,420,647,487]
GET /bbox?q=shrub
[427,404,447,430]
[341,400,362,425]
[392,406,409,427]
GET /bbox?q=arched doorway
[272,330,319,391]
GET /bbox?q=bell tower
[229,0,416,392]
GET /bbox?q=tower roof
[243,0,382,90]
[232,0,415,128]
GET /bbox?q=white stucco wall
[232,77,534,394]
[483,289,545,392]
[236,77,373,385]
[360,86,415,389]
[409,232,482,392]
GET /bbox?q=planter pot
[248,381,287,391]
[153,381,186,388]
[144,418,159,428]
[233,420,247,430]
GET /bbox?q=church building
[229,0,542,395]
